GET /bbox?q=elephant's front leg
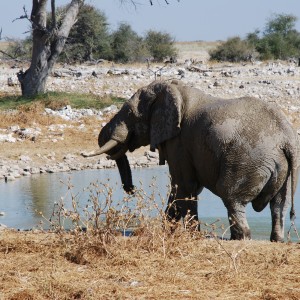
[165,185,199,230]
[224,201,251,240]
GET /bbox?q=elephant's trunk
[116,155,135,194]
[81,139,118,157]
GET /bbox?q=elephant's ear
[149,82,183,151]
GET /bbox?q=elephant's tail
[283,145,299,222]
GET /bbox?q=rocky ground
[0,48,300,181]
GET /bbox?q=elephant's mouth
[107,145,128,160]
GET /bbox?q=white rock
[0,134,16,143]
[5,175,15,181]
[19,155,32,162]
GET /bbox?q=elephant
[82,80,299,242]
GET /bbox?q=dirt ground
[0,111,148,170]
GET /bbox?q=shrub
[247,14,300,60]
[209,37,256,62]
[4,5,178,64]
[144,30,177,62]
[110,23,149,63]
[62,4,112,62]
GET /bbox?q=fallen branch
[0,50,23,62]
[187,65,213,73]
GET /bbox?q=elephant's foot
[230,221,251,240]
[270,231,284,242]
[226,204,251,240]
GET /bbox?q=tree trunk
[18,0,84,97]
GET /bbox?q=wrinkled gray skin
[84,80,299,241]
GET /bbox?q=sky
[1,0,300,42]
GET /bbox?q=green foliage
[144,30,177,61]
[247,13,300,60]
[4,4,177,64]
[62,4,112,62]
[209,37,256,62]
[264,14,297,36]
[111,23,149,63]
[210,13,300,62]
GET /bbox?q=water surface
[1,166,299,241]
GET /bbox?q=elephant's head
[83,80,184,193]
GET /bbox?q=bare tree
[16,0,178,97]
[17,0,84,97]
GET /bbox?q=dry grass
[0,103,61,128]
[175,41,221,63]
[0,41,11,51]
[1,229,300,300]
[0,99,115,164]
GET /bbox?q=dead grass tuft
[0,101,67,128]
[43,98,70,110]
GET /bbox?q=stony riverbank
[0,104,160,181]
[0,147,159,182]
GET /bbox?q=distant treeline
[210,13,300,62]
[3,8,300,64]
[4,4,177,64]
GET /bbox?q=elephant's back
[187,96,297,158]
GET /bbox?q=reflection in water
[0,166,299,241]
[28,176,55,218]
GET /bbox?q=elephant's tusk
[81,139,119,157]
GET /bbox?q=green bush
[110,23,149,63]
[247,14,300,60]
[144,30,177,62]
[209,37,256,62]
[62,4,112,62]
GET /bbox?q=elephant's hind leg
[270,177,291,242]
[252,158,289,212]
[224,201,251,240]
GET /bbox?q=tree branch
[48,0,85,67]
[13,5,49,35]
[12,6,30,23]
[51,0,57,29]
[0,50,22,62]
[123,0,177,6]
[148,0,170,5]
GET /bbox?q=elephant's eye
[126,108,135,119]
